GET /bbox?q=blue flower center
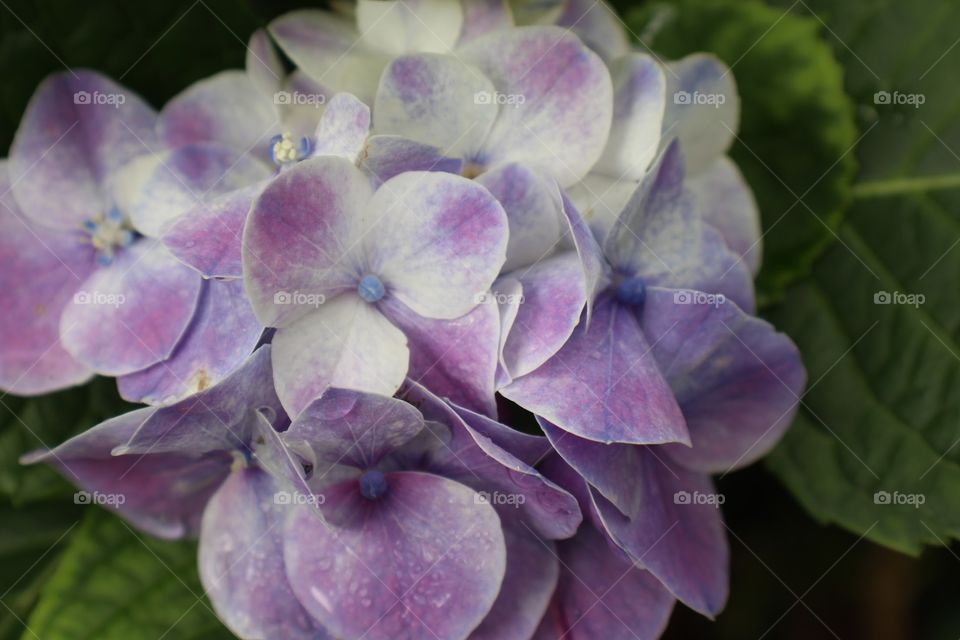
[359,470,388,500]
[357,275,385,303]
[615,276,647,308]
[270,132,313,166]
[82,207,136,266]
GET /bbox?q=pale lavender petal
[158,71,277,158]
[460,27,613,186]
[592,453,729,616]
[243,157,373,327]
[118,345,282,456]
[22,408,230,539]
[60,241,202,376]
[246,29,285,97]
[382,296,499,416]
[199,468,329,640]
[374,54,496,159]
[312,92,370,162]
[640,288,805,473]
[279,71,333,140]
[0,162,94,394]
[117,279,262,405]
[557,0,629,62]
[284,472,506,640]
[501,296,688,445]
[689,156,762,275]
[494,277,522,389]
[459,0,513,44]
[283,388,425,473]
[475,163,562,272]
[558,189,607,314]
[361,135,463,184]
[565,173,638,243]
[593,53,665,180]
[471,526,558,640]
[162,181,266,279]
[451,402,551,468]
[271,295,409,417]
[365,171,507,319]
[357,0,463,54]
[10,70,156,230]
[663,53,739,174]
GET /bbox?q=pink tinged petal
[501,296,689,446]
[200,468,329,640]
[374,54,497,159]
[593,53,666,181]
[269,10,386,102]
[382,297,499,416]
[117,279,263,405]
[591,452,729,617]
[242,156,373,328]
[500,253,588,380]
[284,471,507,640]
[361,135,464,185]
[404,382,581,539]
[358,0,464,54]
[246,29,285,98]
[158,71,278,157]
[549,524,675,640]
[284,388,425,472]
[0,163,94,394]
[640,288,805,473]
[475,163,562,272]
[122,143,272,238]
[460,27,613,186]
[557,0,629,62]
[21,408,231,539]
[162,181,266,279]
[10,70,157,230]
[60,240,202,376]
[459,0,513,44]
[689,156,762,275]
[312,93,371,162]
[118,346,282,456]
[471,526,559,640]
[271,295,409,417]
[663,53,739,175]
[365,171,508,319]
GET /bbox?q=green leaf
[624,0,858,301]
[22,511,233,640]
[765,0,960,553]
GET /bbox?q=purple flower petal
[501,295,689,446]
[557,0,629,62]
[243,157,373,328]
[162,181,266,279]
[0,163,94,394]
[246,29,284,97]
[117,278,263,405]
[284,471,506,640]
[459,0,513,44]
[199,467,329,640]
[312,92,371,162]
[271,295,410,417]
[460,27,613,186]
[60,240,202,376]
[361,135,464,185]
[365,171,507,320]
[641,287,805,473]
[10,70,156,230]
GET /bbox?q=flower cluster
[8,1,805,639]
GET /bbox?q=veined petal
[361,135,464,185]
[312,93,371,162]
